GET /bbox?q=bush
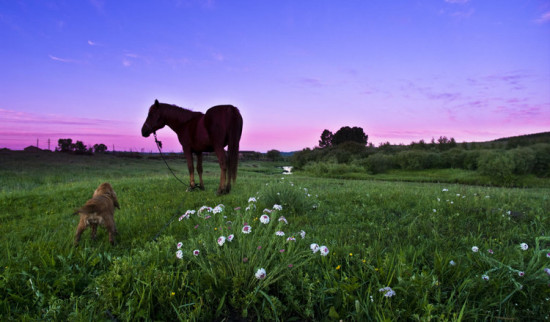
[477,150,515,185]
[441,148,467,168]
[508,147,536,175]
[364,153,395,174]
[395,150,441,170]
[531,143,550,177]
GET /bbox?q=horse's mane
[157,103,202,123]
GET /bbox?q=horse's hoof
[199,185,205,191]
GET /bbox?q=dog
[74,182,120,246]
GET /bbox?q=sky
[1,0,549,153]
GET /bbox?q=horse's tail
[227,106,243,184]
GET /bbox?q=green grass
[1,151,549,320]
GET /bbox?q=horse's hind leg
[196,152,205,190]
[214,147,229,195]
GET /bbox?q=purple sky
[1,1,549,152]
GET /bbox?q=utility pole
[36,138,39,148]
[48,139,51,151]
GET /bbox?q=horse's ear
[154,99,159,106]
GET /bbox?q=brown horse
[141,99,243,195]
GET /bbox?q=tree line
[291,127,550,184]
[56,138,108,154]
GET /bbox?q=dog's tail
[73,204,100,215]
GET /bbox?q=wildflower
[176,250,183,259]
[379,286,396,297]
[278,216,288,224]
[257,246,262,250]
[260,214,270,224]
[336,265,341,270]
[544,268,550,276]
[546,252,550,258]
[362,259,366,263]
[194,224,199,229]
[286,236,296,242]
[482,274,489,281]
[213,205,223,214]
[242,225,252,234]
[205,215,211,220]
[177,242,183,249]
[518,271,525,277]
[320,246,329,256]
[276,231,285,236]
[520,243,528,251]
[288,264,293,268]
[433,209,437,213]
[171,292,175,296]
[488,249,494,255]
[255,268,266,280]
[248,197,257,203]
[279,249,285,253]
[310,243,320,253]
[472,246,479,253]
[273,204,283,211]
[217,236,226,246]
[442,188,448,192]
[234,207,241,211]
[300,230,306,239]
[193,249,200,256]
[349,253,353,257]
[449,260,456,266]
[198,206,212,214]
[243,257,248,263]
[263,208,272,214]
[227,234,234,242]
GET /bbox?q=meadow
[0,151,549,321]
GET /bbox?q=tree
[57,138,73,152]
[332,126,368,146]
[73,141,88,154]
[93,143,108,153]
[319,129,333,148]
[266,149,282,161]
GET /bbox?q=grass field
[1,151,549,320]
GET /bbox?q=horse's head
[141,99,165,137]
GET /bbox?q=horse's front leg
[196,152,205,190]
[184,149,196,191]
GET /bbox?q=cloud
[48,55,78,63]
[536,11,550,24]
[87,40,102,46]
[298,77,325,88]
[444,0,469,4]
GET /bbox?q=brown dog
[74,182,120,246]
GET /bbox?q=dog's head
[93,182,120,209]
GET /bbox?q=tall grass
[1,152,549,320]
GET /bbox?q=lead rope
[153,132,188,187]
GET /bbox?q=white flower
[520,243,528,251]
[544,268,550,276]
[286,237,296,242]
[176,250,183,259]
[273,204,283,211]
[217,236,226,246]
[379,286,396,297]
[320,245,329,256]
[433,209,437,213]
[472,246,479,253]
[242,225,252,234]
[482,274,489,281]
[278,216,288,224]
[260,214,270,224]
[177,242,183,249]
[300,230,306,239]
[227,234,234,242]
[193,249,200,256]
[276,231,285,236]
[255,268,266,280]
[310,243,320,253]
[248,197,257,203]
[547,252,550,258]
[449,260,456,266]
[213,205,224,214]
[518,271,525,277]
[442,188,448,192]
[263,208,272,214]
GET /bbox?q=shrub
[364,153,395,174]
[395,150,441,170]
[531,143,550,177]
[508,147,536,175]
[477,150,515,185]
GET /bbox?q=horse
[141,99,243,195]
